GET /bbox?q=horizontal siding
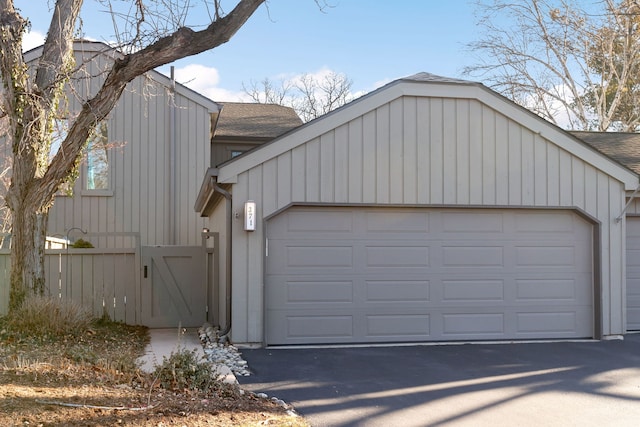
[46,51,211,247]
[229,95,629,343]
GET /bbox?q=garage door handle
[144,265,148,278]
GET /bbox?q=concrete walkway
[138,328,205,373]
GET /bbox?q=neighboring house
[0,41,301,327]
[196,72,640,346]
[571,132,640,331]
[211,102,303,166]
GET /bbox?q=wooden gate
[141,246,206,328]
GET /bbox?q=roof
[572,131,640,175]
[214,102,302,139]
[24,40,220,113]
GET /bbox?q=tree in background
[0,0,266,311]
[466,0,640,131]
[244,70,353,122]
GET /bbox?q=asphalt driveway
[238,335,640,427]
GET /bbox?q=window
[85,121,109,191]
[50,119,111,196]
[231,150,244,158]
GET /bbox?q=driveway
[238,335,640,427]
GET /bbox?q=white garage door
[265,207,594,345]
[626,217,640,330]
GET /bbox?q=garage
[265,206,594,345]
[626,217,640,330]
[197,73,637,345]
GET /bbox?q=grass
[0,296,308,426]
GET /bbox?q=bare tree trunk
[7,194,48,311]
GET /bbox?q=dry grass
[0,297,308,426]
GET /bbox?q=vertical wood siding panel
[520,129,535,205]
[456,100,470,204]
[319,131,334,203]
[430,98,444,204]
[262,159,278,216]
[334,124,349,203]
[389,98,404,204]
[597,171,611,334]
[403,97,418,204]
[277,152,292,209]
[571,157,585,209]
[362,111,377,202]
[443,99,457,204]
[609,177,625,334]
[305,138,321,202]
[291,145,306,201]
[584,164,598,214]
[416,98,430,204]
[481,105,496,204]
[376,104,390,203]
[247,167,265,342]
[533,134,547,205]
[559,150,573,206]
[348,117,364,203]
[547,144,560,205]
[232,171,252,343]
[495,113,509,205]
[507,121,522,204]
[468,100,482,204]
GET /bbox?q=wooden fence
[0,233,141,324]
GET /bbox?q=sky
[15,1,483,102]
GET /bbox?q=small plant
[71,238,94,248]
[3,295,92,338]
[152,348,218,392]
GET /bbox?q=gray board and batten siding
[28,41,218,248]
[205,73,637,345]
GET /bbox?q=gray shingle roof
[400,72,478,85]
[215,102,302,139]
[572,131,640,175]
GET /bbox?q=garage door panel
[442,313,505,336]
[266,207,594,344]
[365,280,430,302]
[442,280,504,301]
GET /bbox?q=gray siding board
[348,118,363,203]
[390,98,404,204]
[495,113,509,205]
[277,152,292,210]
[376,104,391,203]
[363,111,377,202]
[335,124,349,203]
[482,105,496,204]
[403,98,418,204]
[430,99,444,204]
[443,99,457,204]
[320,132,335,203]
[468,100,482,205]
[456,100,470,204]
[291,145,306,201]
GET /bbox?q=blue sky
[16,1,481,101]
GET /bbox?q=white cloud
[22,30,46,52]
[172,64,249,102]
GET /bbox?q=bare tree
[465,0,640,131]
[244,70,353,122]
[0,0,266,311]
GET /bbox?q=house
[0,41,301,327]
[196,72,640,346]
[211,102,303,166]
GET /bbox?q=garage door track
[238,336,640,427]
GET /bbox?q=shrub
[3,295,93,338]
[71,238,94,248]
[152,348,218,392]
